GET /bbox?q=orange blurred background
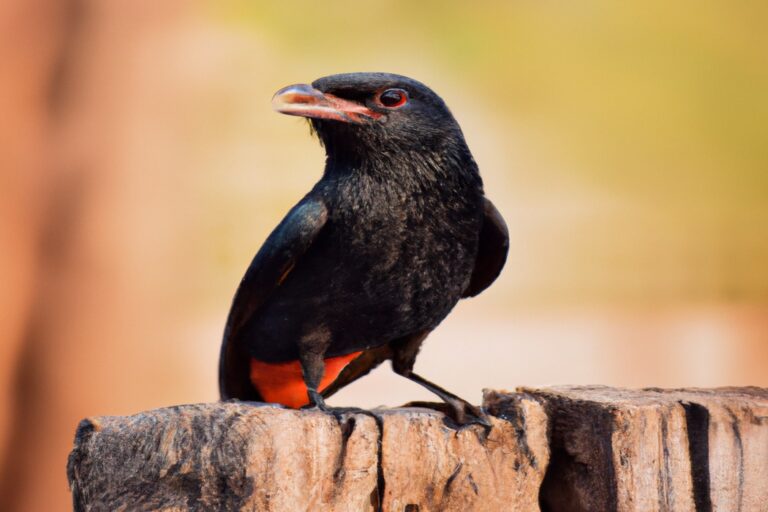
[1,1,766,510]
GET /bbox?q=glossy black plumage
[219,73,508,419]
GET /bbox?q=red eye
[378,88,408,108]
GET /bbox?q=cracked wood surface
[67,393,548,512]
[535,386,768,512]
[67,387,768,512]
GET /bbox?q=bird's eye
[378,89,408,109]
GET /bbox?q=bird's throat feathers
[312,119,481,190]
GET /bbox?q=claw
[448,398,492,429]
[300,401,368,425]
[401,400,492,429]
[301,389,330,411]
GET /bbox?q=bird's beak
[272,84,381,124]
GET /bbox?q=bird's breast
[322,181,484,301]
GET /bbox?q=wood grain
[68,387,768,511]
[532,386,768,512]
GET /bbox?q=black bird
[219,72,508,424]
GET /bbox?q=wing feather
[219,196,328,399]
[463,198,509,298]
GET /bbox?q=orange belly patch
[249,352,362,408]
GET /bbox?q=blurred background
[1,0,767,509]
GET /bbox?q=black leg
[401,371,489,426]
[299,349,329,410]
[390,331,490,427]
[298,327,331,411]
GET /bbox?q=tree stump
[67,387,768,511]
[533,386,768,512]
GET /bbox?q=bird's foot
[326,406,373,423]
[301,399,370,423]
[322,406,369,415]
[401,399,492,430]
[302,389,330,412]
[446,397,492,429]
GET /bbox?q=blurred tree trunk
[0,0,74,508]
[0,2,194,511]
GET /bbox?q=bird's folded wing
[462,197,509,298]
[219,196,328,399]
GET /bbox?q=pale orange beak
[272,84,381,124]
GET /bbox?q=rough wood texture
[532,386,768,512]
[68,393,548,512]
[68,387,768,512]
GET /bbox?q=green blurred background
[0,1,766,510]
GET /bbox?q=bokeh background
[1,1,767,509]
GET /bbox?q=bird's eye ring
[378,89,408,109]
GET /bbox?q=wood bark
[68,387,768,512]
[533,386,768,512]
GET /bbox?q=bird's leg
[391,330,490,427]
[299,349,329,410]
[399,371,489,427]
[300,347,368,421]
[299,327,331,411]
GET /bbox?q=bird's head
[272,72,471,168]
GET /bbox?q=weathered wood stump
[67,387,768,511]
[67,393,548,512]
[534,386,768,512]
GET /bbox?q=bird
[219,72,508,424]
